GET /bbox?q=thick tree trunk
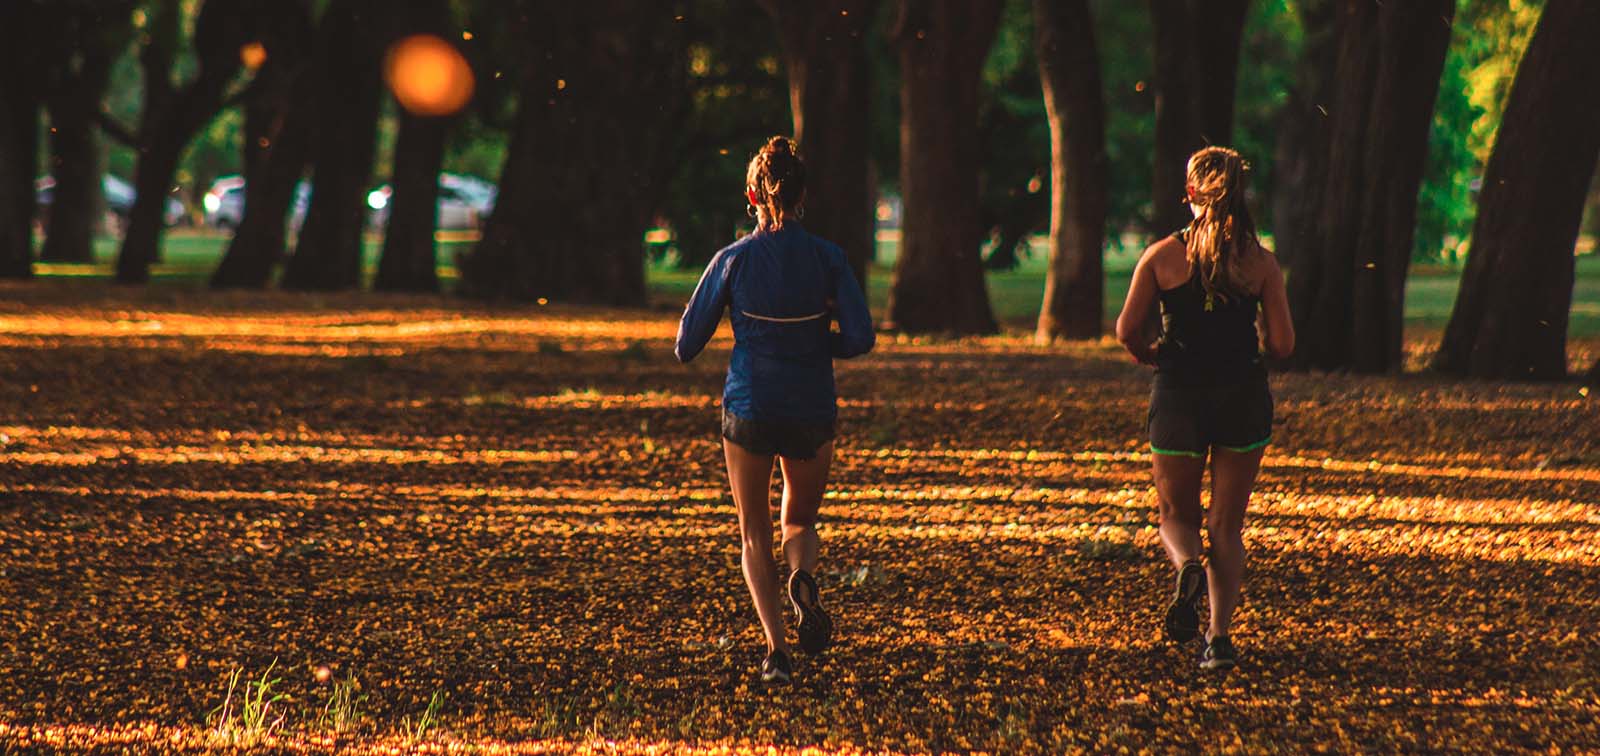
[280,0,385,291]
[374,110,447,293]
[115,0,247,284]
[1269,0,1336,269]
[40,9,123,264]
[458,2,689,305]
[885,0,1003,335]
[0,2,41,278]
[760,0,880,287]
[1148,0,1250,236]
[1288,0,1453,373]
[212,1,314,289]
[375,0,456,294]
[1434,0,1600,380]
[1346,2,1455,373]
[210,65,312,287]
[1033,0,1108,342]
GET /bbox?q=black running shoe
[1201,635,1237,671]
[788,569,833,654]
[1164,560,1207,643]
[761,649,793,684]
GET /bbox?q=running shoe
[1201,635,1237,671]
[1164,559,1207,643]
[761,649,793,684]
[788,569,833,654]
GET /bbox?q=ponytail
[1183,146,1257,306]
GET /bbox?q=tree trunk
[1434,0,1600,380]
[280,0,385,291]
[1288,0,1454,373]
[760,0,880,288]
[458,2,690,305]
[0,1,41,278]
[1346,1,1455,373]
[374,110,447,293]
[40,6,127,263]
[1269,0,1337,270]
[375,0,456,294]
[115,0,248,284]
[1033,0,1108,342]
[212,0,314,289]
[885,0,1003,335]
[1148,0,1250,237]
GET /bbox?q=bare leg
[779,441,832,575]
[1153,453,1207,569]
[723,438,787,653]
[1206,446,1264,639]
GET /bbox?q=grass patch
[206,660,287,746]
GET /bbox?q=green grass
[35,231,1600,337]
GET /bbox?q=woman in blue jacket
[675,136,875,684]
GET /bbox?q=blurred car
[203,175,312,232]
[202,175,247,229]
[35,174,186,229]
[366,172,496,230]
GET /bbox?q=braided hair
[746,136,806,230]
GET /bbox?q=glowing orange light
[384,34,475,117]
[239,42,267,70]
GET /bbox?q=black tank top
[1155,231,1264,386]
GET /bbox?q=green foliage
[977,0,1050,270]
[657,0,788,270]
[1415,0,1543,262]
[1235,0,1300,235]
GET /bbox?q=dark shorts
[1147,375,1273,458]
[722,409,835,460]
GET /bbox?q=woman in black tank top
[1115,147,1295,671]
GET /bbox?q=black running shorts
[1147,375,1273,458]
[722,409,836,460]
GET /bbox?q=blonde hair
[746,136,805,229]
[1184,146,1257,303]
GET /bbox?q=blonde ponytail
[1183,146,1257,306]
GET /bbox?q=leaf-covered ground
[1,284,1598,754]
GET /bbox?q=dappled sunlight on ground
[2,289,1599,752]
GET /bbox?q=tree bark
[375,0,457,294]
[0,1,43,278]
[1269,0,1336,270]
[40,4,129,263]
[885,0,1003,335]
[280,0,385,291]
[458,1,690,305]
[115,0,249,284]
[1434,0,1600,380]
[759,0,880,288]
[1148,0,1250,236]
[374,110,448,293]
[1287,0,1454,373]
[1033,0,1108,342]
[211,0,314,289]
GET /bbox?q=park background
[2,0,1600,754]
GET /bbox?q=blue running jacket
[675,223,875,424]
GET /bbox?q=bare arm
[1256,250,1294,360]
[1115,246,1163,365]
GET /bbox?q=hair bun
[764,136,794,155]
